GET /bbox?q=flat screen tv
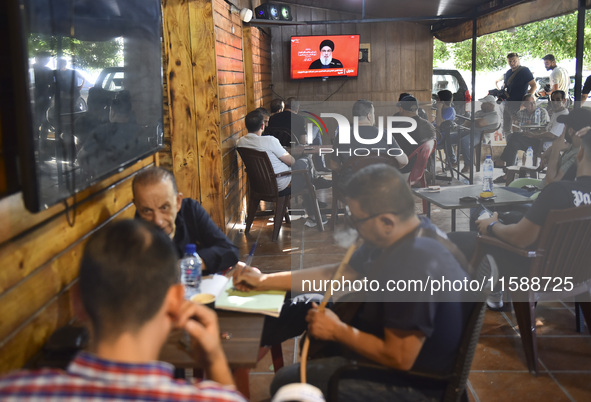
[1,0,163,212]
[290,34,360,80]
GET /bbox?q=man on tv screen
[308,39,343,69]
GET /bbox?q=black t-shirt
[268,111,306,139]
[308,58,343,69]
[348,218,469,374]
[504,66,534,105]
[583,75,591,96]
[525,176,591,226]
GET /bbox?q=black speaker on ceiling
[255,3,292,21]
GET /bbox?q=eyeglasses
[345,206,397,228]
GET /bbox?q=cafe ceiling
[263,0,588,42]
[279,0,529,25]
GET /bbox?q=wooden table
[412,184,533,231]
[159,310,265,397]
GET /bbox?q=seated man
[270,98,285,116]
[433,89,456,128]
[333,99,408,167]
[133,167,240,274]
[450,109,591,309]
[0,219,246,401]
[493,93,562,181]
[233,164,470,400]
[238,109,328,228]
[448,95,499,173]
[255,106,270,128]
[395,92,429,120]
[395,95,437,174]
[268,97,307,145]
[465,108,589,232]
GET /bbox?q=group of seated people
[3,90,590,400]
[433,86,582,183]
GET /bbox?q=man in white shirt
[539,54,570,98]
[237,110,326,227]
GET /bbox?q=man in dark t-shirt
[495,53,537,136]
[233,164,470,400]
[395,95,436,173]
[267,97,307,144]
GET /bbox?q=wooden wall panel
[189,0,224,226]
[0,288,74,372]
[161,0,200,201]
[0,158,154,374]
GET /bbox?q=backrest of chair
[442,302,486,402]
[408,139,435,187]
[236,147,280,198]
[263,127,299,147]
[531,205,591,286]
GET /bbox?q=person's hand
[231,263,264,291]
[174,301,224,363]
[305,303,345,341]
[475,212,499,235]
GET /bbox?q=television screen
[290,35,360,80]
[1,0,164,212]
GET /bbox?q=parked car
[433,68,472,117]
[534,75,579,104]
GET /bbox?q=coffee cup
[190,293,216,309]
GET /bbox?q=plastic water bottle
[482,155,494,192]
[179,244,202,300]
[534,108,541,125]
[525,146,534,167]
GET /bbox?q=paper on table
[214,278,286,317]
[201,275,229,297]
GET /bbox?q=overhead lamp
[230,4,253,23]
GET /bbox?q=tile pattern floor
[229,166,591,402]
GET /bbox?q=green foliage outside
[434,10,591,71]
[28,34,123,71]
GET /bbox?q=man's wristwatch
[487,221,498,236]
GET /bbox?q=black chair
[326,253,498,402]
[435,120,459,182]
[470,205,591,375]
[237,147,323,241]
[327,301,486,402]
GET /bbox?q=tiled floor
[230,165,591,402]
